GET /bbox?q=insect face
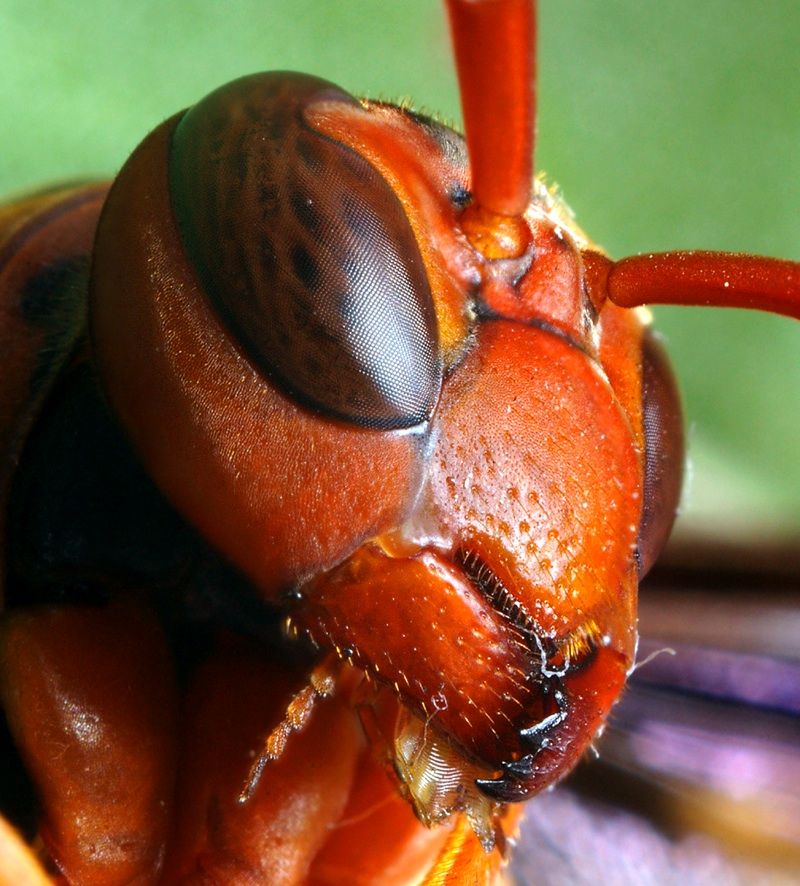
[87,28,686,815]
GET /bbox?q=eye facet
[169,72,442,430]
[637,331,685,577]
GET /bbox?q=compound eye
[638,331,684,576]
[169,72,441,430]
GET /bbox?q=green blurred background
[2,0,799,543]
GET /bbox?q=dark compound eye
[169,72,442,430]
[637,331,685,577]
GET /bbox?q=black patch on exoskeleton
[7,364,198,605]
[18,254,89,401]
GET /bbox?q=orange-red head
[90,56,684,818]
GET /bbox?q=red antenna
[446,0,535,259]
[607,251,800,320]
